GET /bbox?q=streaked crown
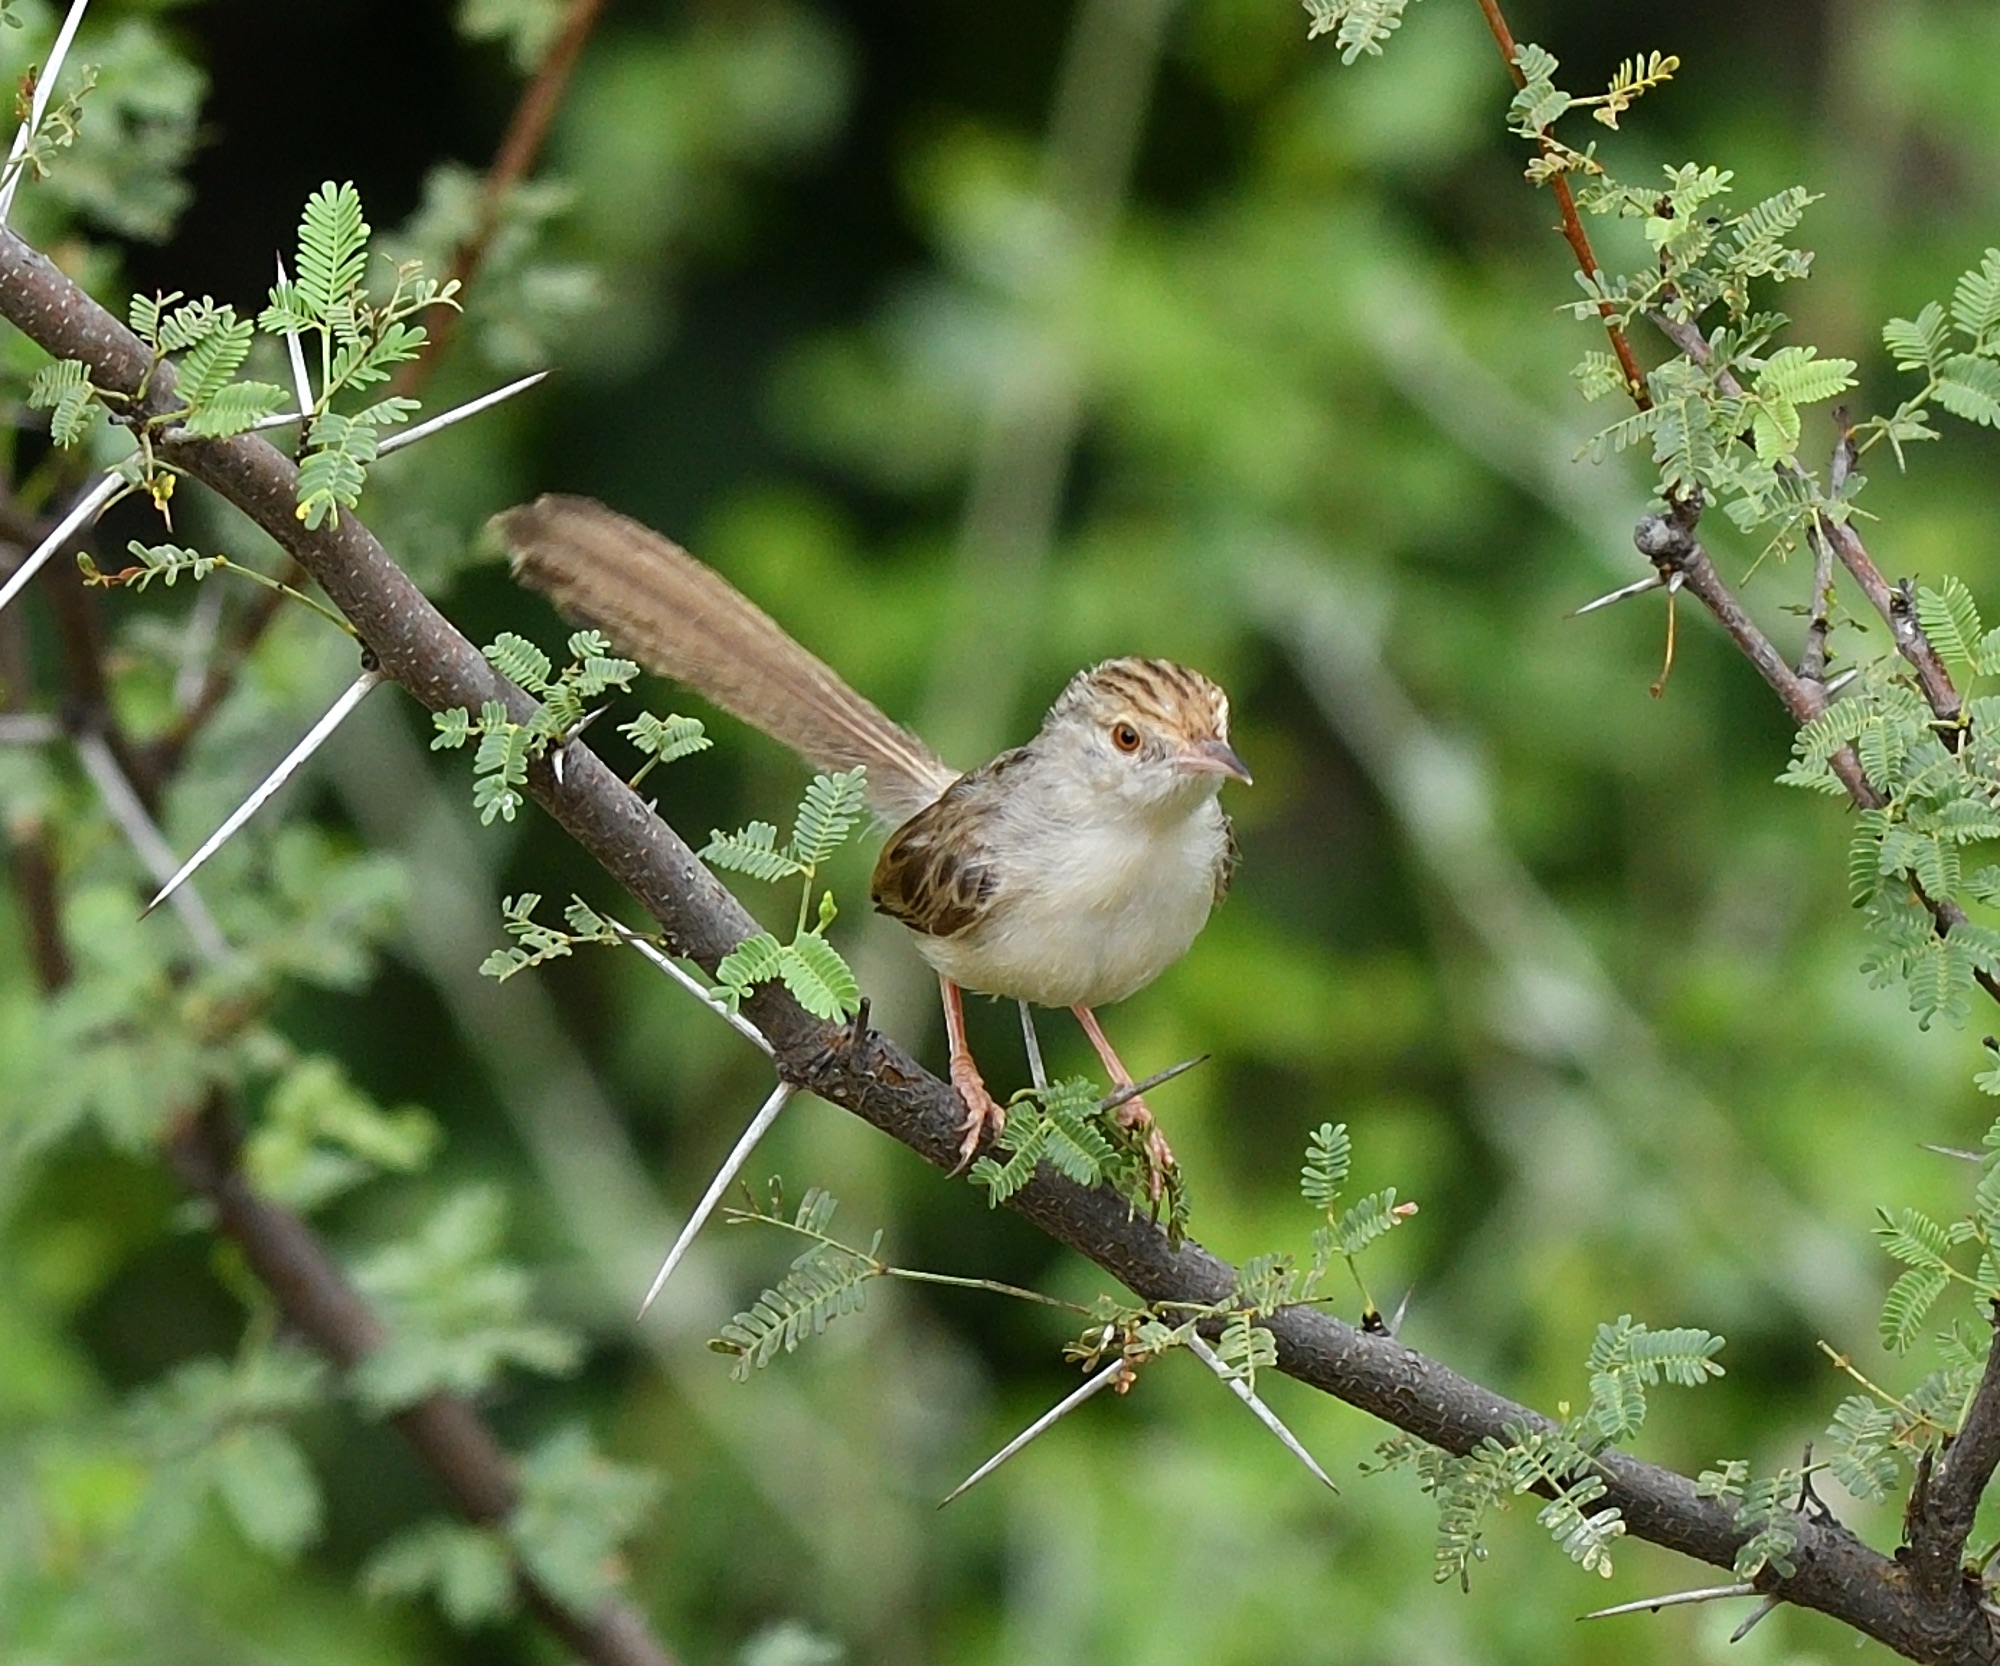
[1051,656,1233,742]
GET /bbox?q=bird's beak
[1177,737,1253,785]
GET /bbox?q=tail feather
[497,495,954,821]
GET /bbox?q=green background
[9,0,2000,1661]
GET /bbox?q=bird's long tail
[497,495,955,821]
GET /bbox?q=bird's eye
[1110,722,1142,753]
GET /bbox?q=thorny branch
[1646,309,1965,727]
[0,225,1990,1665]
[154,0,609,768]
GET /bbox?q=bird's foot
[948,1051,1008,1174]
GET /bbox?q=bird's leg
[941,975,1006,1170]
[1070,1005,1177,1189]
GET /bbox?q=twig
[397,0,609,395]
[1906,1304,2000,1612]
[166,1093,681,1666]
[1649,310,1962,724]
[1469,0,1649,405]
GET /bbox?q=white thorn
[0,713,59,745]
[1184,1330,1338,1492]
[610,920,774,1057]
[74,730,230,966]
[1729,1595,1782,1643]
[940,1354,1131,1507]
[1582,1582,1757,1621]
[1823,666,1860,695]
[277,254,313,419]
[0,470,121,617]
[1568,573,1664,618]
[1666,570,1685,594]
[146,669,382,918]
[0,0,93,225]
[638,1080,795,1316]
[1018,1000,1047,1090]
[378,371,549,456]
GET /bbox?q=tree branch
[165,1094,680,1666]
[1905,1304,2000,1642]
[4,222,1996,1662]
[1647,309,1963,726]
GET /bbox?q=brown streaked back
[497,495,956,821]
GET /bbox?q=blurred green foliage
[8,0,2000,1662]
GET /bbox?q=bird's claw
[949,1054,1007,1175]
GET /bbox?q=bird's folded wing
[868,770,1004,939]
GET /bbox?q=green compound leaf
[1935,354,2000,427]
[293,180,370,322]
[1917,576,1985,674]
[790,767,868,868]
[1950,248,2000,345]
[29,356,99,445]
[1333,1187,1411,1256]
[702,822,803,882]
[1880,1265,1950,1353]
[1301,0,1416,64]
[180,380,289,439]
[711,1235,878,1381]
[713,931,786,1009]
[483,630,553,694]
[364,1520,516,1627]
[173,306,254,408]
[621,711,710,765]
[1301,1121,1352,1210]
[1884,302,1951,373]
[779,929,861,1020]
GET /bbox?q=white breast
[913,791,1230,1010]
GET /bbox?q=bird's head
[1043,657,1251,815]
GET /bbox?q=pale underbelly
[909,832,1219,1009]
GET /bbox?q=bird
[496,495,1250,1181]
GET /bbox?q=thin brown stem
[0,543,69,990]
[396,0,609,397]
[1470,0,1650,405]
[1648,310,1963,725]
